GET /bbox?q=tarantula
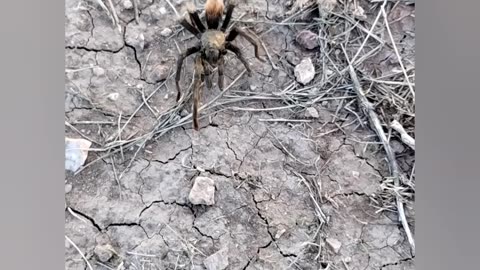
[175,0,265,130]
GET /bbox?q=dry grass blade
[348,63,415,255]
[65,235,94,270]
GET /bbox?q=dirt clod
[296,30,319,50]
[94,244,115,263]
[189,176,215,205]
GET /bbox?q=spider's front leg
[217,56,225,91]
[226,27,266,62]
[202,60,213,89]
[192,55,204,131]
[176,44,201,102]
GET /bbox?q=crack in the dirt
[149,144,192,165]
[225,130,242,163]
[65,45,124,54]
[139,199,193,218]
[251,194,298,260]
[380,257,414,269]
[68,207,103,232]
[123,20,143,78]
[105,222,149,239]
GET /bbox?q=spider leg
[202,60,213,89]
[188,9,206,33]
[176,44,201,102]
[220,2,236,32]
[226,27,266,62]
[218,56,225,91]
[178,17,201,38]
[192,55,204,131]
[226,43,252,76]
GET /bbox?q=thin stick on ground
[132,0,139,24]
[106,0,121,32]
[381,6,415,99]
[347,63,415,255]
[65,235,94,270]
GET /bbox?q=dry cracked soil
[65,0,415,269]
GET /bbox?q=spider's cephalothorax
[175,0,266,131]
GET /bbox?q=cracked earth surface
[65,0,415,269]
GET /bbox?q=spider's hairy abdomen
[205,0,224,29]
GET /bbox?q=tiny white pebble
[122,0,133,9]
[160,28,173,37]
[107,93,119,101]
[250,85,257,91]
[164,94,169,99]
[136,84,143,89]
[159,7,167,14]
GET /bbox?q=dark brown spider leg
[202,60,213,89]
[218,56,225,91]
[226,27,266,62]
[220,2,236,32]
[178,17,201,38]
[226,43,252,76]
[192,55,204,131]
[188,10,206,33]
[176,44,201,102]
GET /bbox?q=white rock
[326,238,342,254]
[160,28,173,37]
[107,92,119,101]
[294,58,315,85]
[189,177,215,205]
[65,138,92,172]
[93,67,105,76]
[65,184,73,194]
[204,248,229,270]
[159,7,167,15]
[305,107,319,118]
[122,0,133,9]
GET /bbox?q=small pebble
[250,85,257,91]
[326,238,342,254]
[160,28,173,37]
[294,58,315,85]
[93,67,105,76]
[122,0,133,9]
[159,7,167,15]
[305,107,319,119]
[94,244,114,263]
[107,93,119,101]
[65,184,72,194]
[189,177,215,205]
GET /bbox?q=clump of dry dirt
[65,0,415,269]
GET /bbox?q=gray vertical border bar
[0,0,64,269]
[417,0,480,269]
